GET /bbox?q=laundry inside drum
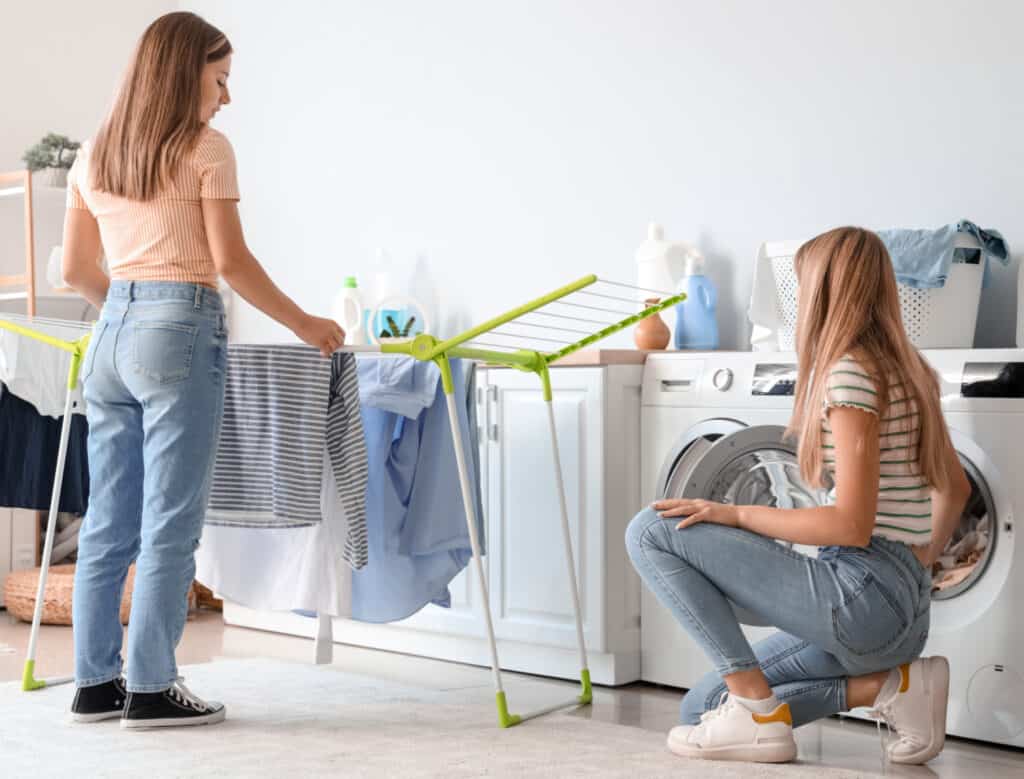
[931,459,996,600]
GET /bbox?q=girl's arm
[61,208,110,309]
[656,406,880,548]
[202,199,344,356]
[921,440,972,566]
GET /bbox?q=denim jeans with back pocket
[73,281,227,692]
[625,508,932,727]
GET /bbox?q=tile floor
[2,610,1021,777]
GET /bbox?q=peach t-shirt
[66,126,240,288]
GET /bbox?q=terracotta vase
[634,298,671,350]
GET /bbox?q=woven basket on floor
[2,564,197,626]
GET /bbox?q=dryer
[639,350,1024,747]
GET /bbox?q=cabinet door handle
[488,423,499,442]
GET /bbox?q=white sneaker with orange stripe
[666,694,797,763]
[867,656,950,764]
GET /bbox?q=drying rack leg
[442,382,520,727]
[23,387,77,691]
[440,358,592,726]
[543,397,592,705]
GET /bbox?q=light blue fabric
[74,281,227,692]
[358,355,439,419]
[625,508,931,727]
[877,220,1010,289]
[352,356,484,623]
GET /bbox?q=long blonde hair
[90,12,232,200]
[786,227,953,490]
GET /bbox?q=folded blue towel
[877,220,1009,289]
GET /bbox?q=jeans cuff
[715,660,761,676]
[76,672,122,688]
[126,679,175,693]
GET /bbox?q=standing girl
[62,12,345,728]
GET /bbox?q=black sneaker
[121,678,226,729]
[71,677,127,723]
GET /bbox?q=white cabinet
[484,367,604,653]
[223,363,644,686]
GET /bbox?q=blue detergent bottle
[674,250,719,350]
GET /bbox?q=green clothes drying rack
[0,317,90,692]
[1,274,684,728]
[340,274,684,726]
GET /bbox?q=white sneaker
[666,694,797,763]
[867,656,950,764]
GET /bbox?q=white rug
[0,659,876,778]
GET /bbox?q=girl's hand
[296,314,346,357]
[652,499,740,530]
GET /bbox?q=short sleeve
[66,154,89,211]
[824,358,879,416]
[196,129,240,200]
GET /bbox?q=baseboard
[223,601,640,686]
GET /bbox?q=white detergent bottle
[635,222,694,327]
[332,276,365,345]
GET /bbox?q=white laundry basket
[751,235,985,350]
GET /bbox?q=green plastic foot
[22,660,45,691]
[578,668,593,705]
[496,691,522,728]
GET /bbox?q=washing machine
[639,350,1024,747]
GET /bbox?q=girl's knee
[624,506,662,553]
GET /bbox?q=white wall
[0,0,173,303]
[10,1,1022,346]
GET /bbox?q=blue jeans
[73,281,227,692]
[625,508,932,727]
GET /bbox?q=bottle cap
[344,276,358,288]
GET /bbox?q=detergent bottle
[331,276,365,345]
[674,250,719,350]
[635,222,698,333]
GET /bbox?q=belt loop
[194,285,202,310]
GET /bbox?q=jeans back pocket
[131,321,199,385]
[832,571,910,657]
[80,320,108,384]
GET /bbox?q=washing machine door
[656,421,830,626]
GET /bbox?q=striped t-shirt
[822,356,932,546]
[66,126,240,288]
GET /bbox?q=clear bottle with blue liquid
[674,251,719,350]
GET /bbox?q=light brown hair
[90,12,232,200]
[786,226,953,490]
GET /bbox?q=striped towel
[206,345,368,569]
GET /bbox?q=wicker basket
[3,564,197,625]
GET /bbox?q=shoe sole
[121,708,226,730]
[667,734,797,763]
[890,656,949,765]
[70,711,123,723]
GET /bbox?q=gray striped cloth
[205,345,368,569]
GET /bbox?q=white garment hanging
[0,315,91,417]
[195,449,353,617]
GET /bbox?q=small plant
[22,133,80,172]
[381,315,418,339]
